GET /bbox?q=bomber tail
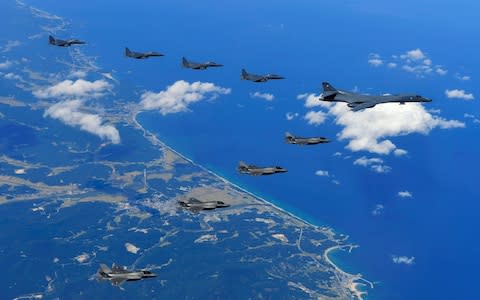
[321,82,338,100]
[239,161,247,168]
[285,132,294,138]
[48,35,56,45]
[241,69,248,79]
[322,82,337,92]
[182,57,189,67]
[125,47,131,56]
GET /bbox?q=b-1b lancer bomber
[178,197,230,212]
[97,263,156,286]
[182,57,223,70]
[48,35,85,47]
[285,132,330,145]
[238,161,287,176]
[320,82,432,112]
[241,69,285,82]
[125,47,164,59]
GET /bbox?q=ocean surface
[4,0,480,299]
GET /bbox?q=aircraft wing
[350,102,377,112]
[111,277,126,286]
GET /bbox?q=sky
[2,0,480,299]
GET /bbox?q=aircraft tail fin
[48,35,55,45]
[239,161,247,167]
[241,69,248,79]
[182,57,189,67]
[322,82,337,92]
[125,47,131,56]
[285,132,294,138]
[99,264,112,274]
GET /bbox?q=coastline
[131,109,372,299]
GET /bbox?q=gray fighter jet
[320,82,432,111]
[97,263,156,286]
[178,197,230,212]
[285,132,330,145]
[241,69,285,82]
[182,57,223,70]
[125,47,164,59]
[238,161,287,176]
[48,35,85,47]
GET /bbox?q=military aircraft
[238,161,287,176]
[178,197,230,212]
[97,263,156,286]
[125,47,164,59]
[182,57,223,70]
[48,35,85,47]
[241,69,285,82]
[320,82,432,111]
[285,132,330,145]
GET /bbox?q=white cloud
[251,91,274,101]
[456,74,470,81]
[1,40,21,53]
[304,111,327,126]
[3,72,22,81]
[124,242,140,254]
[327,102,464,155]
[398,191,412,198]
[44,99,120,144]
[33,79,112,99]
[297,93,331,108]
[402,48,425,60]
[286,112,299,121]
[0,60,13,70]
[387,62,397,68]
[436,67,448,75]
[333,152,342,157]
[394,149,408,156]
[372,204,384,216]
[371,164,392,173]
[464,113,475,119]
[354,156,391,173]
[368,58,383,67]
[140,80,231,114]
[445,89,474,100]
[392,255,415,265]
[354,157,383,167]
[315,170,329,177]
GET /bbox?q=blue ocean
[4,0,480,299]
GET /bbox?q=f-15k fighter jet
[182,57,223,70]
[125,47,164,59]
[49,35,85,47]
[241,69,285,82]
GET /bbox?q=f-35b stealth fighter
[125,47,164,59]
[320,82,432,112]
[97,264,156,286]
[178,197,230,212]
[241,69,285,82]
[182,57,223,70]
[285,132,330,145]
[49,35,85,47]
[238,161,287,176]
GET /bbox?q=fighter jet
[320,82,432,112]
[48,35,85,47]
[285,132,330,145]
[241,69,285,82]
[178,197,230,212]
[125,47,164,59]
[238,161,287,176]
[182,57,223,70]
[97,263,156,286]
